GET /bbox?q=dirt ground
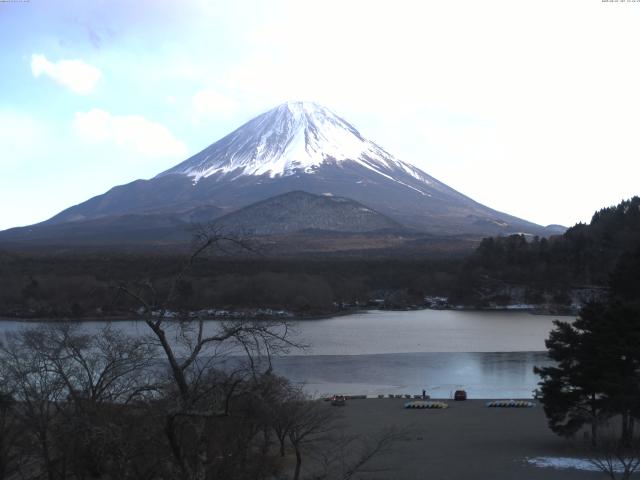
[321,398,605,480]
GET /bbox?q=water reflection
[271,351,553,399]
[0,309,571,355]
[0,310,564,399]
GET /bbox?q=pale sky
[1,0,639,231]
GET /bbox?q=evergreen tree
[587,303,640,446]
[534,309,608,445]
[610,246,640,307]
[536,301,640,446]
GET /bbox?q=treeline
[450,196,640,306]
[0,252,460,318]
[4,197,639,317]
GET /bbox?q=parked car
[331,395,346,406]
[454,390,467,401]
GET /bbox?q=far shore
[0,304,576,323]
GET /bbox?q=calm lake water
[0,309,571,399]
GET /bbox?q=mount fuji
[0,101,561,249]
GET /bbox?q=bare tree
[0,323,161,480]
[262,377,303,458]
[118,226,302,479]
[286,397,338,480]
[587,425,640,480]
[280,394,405,480]
[0,391,21,480]
[0,330,68,480]
[0,227,400,480]
[119,227,297,401]
[311,427,406,480]
[20,323,157,408]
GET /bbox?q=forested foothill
[450,196,640,311]
[0,251,460,319]
[0,197,639,319]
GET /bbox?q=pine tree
[536,301,640,446]
[535,310,608,446]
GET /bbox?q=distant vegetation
[0,253,460,319]
[450,197,640,308]
[1,197,639,319]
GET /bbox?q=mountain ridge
[1,101,563,247]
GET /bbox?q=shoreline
[328,398,598,480]
[0,304,575,323]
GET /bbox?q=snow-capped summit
[158,101,432,193]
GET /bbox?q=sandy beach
[327,399,602,480]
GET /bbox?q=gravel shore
[332,399,601,480]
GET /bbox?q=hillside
[212,191,404,235]
[450,196,640,307]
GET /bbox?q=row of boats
[404,399,536,409]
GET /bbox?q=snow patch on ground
[526,456,626,472]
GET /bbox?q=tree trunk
[0,436,6,480]
[622,410,631,447]
[165,414,191,480]
[40,433,55,480]
[261,428,271,455]
[591,398,598,447]
[293,446,302,480]
[146,321,190,400]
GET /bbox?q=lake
[0,309,570,399]
[275,310,565,398]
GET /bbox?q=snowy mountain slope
[156,102,474,206]
[8,101,559,241]
[160,102,429,186]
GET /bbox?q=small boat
[486,400,536,408]
[404,401,448,409]
[454,390,467,401]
